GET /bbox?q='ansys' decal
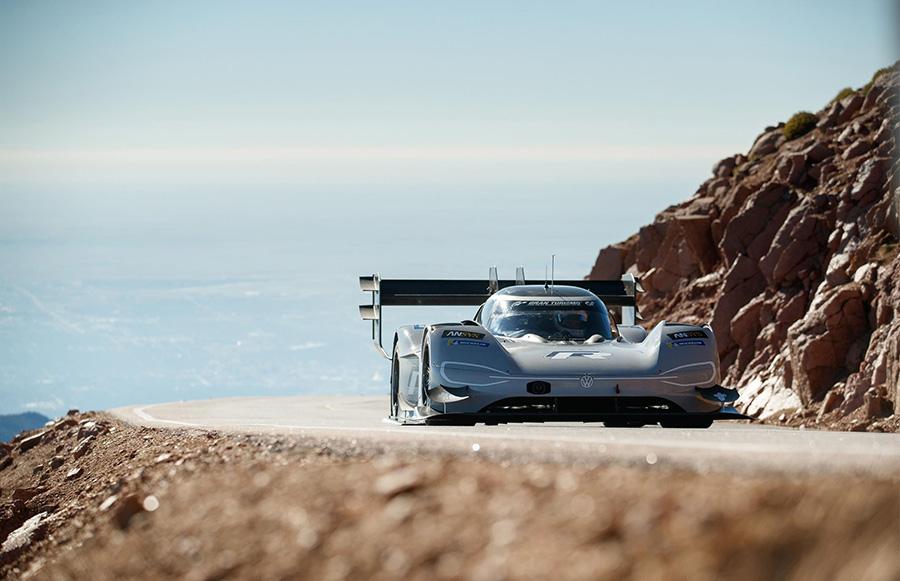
[666,330,708,340]
[442,330,485,340]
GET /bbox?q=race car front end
[421,321,748,427]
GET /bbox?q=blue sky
[0,0,895,187]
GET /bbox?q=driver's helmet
[556,311,588,331]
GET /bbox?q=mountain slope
[588,63,899,431]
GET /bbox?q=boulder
[862,85,884,111]
[864,388,891,418]
[53,417,77,431]
[0,512,48,558]
[817,102,841,129]
[818,390,844,419]
[712,156,738,178]
[800,141,832,164]
[636,223,666,272]
[775,153,807,185]
[758,202,824,287]
[675,214,717,274]
[12,487,46,501]
[72,436,93,460]
[776,291,807,328]
[837,93,863,124]
[825,252,852,286]
[589,245,624,280]
[77,421,100,440]
[788,284,870,403]
[731,296,765,351]
[18,432,46,453]
[842,139,873,161]
[748,129,782,158]
[850,157,886,201]
[712,256,766,354]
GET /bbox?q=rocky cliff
[588,64,900,431]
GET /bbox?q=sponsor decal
[580,374,594,388]
[441,330,485,340]
[666,339,706,348]
[448,339,490,348]
[546,351,612,360]
[512,300,595,308]
[714,392,727,402]
[666,330,708,340]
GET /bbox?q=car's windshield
[485,299,612,341]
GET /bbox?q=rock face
[588,63,900,430]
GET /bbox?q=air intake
[527,381,551,395]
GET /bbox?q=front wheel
[390,352,400,419]
[420,344,431,408]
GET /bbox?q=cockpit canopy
[478,286,613,341]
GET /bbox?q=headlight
[661,362,717,387]
[439,362,510,387]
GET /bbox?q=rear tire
[659,418,714,429]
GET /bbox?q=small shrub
[783,111,818,141]
[832,87,855,103]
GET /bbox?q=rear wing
[359,267,643,359]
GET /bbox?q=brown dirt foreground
[1,413,899,581]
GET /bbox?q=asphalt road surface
[109,396,900,478]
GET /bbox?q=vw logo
[580,375,594,388]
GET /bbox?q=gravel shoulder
[1,411,898,580]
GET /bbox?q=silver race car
[359,268,747,428]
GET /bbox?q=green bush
[832,87,855,103]
[783,111,818,141]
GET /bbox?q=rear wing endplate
[359,269,643,359]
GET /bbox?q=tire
[659,418,714,429]
[420,343,431,408]
[427,416,477,426]
[390,352,400,419]
[603,419,645,428]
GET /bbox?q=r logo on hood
[546,351,612,360]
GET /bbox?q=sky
[0,0,896,188]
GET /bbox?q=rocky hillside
[588,63,899,432]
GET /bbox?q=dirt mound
[588,63,900,433]
[1,413,898,579]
